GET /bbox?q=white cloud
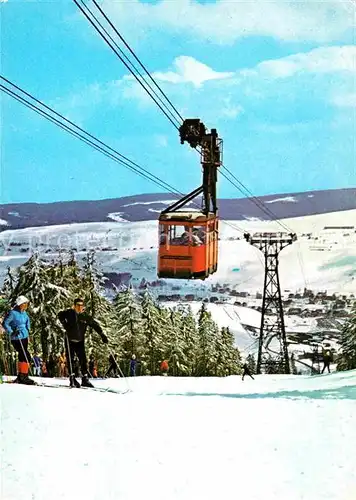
[102,0,352,44]
[55,46,355,126]
[253,46,356,79]
[153,56,234,88]
[332,93,356,108]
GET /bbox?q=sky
[0,0,355,204]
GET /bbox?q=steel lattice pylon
[244,232,297,374]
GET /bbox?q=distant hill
[0,188,355,229]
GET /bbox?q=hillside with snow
[1,371,356,500]
[1,207,355,294]
[0,188,355,229]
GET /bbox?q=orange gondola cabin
[157,119,222,280]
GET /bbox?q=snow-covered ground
[0,209,355,294]
[1,370,356,500]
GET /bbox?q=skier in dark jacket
[58,298,108,388]
[2,295,35,385]
[106,353,119,377]
[242,362,254,381]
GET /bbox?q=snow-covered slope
[1,371,356,500]
[1,209,355,294]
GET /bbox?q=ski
[80,385,131,394]
[1,379,130,394]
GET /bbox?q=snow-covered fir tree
[80,250,120,365]
[220,326,242,376]
[141,289,165,375]
[2,267,15,299]
[0,249,262,378]
[164,307,190,376]
[196,303,219,376]
[113,286,144,364]
[179,305,199,376]
[337,303,356,371]
[246,353,256,373]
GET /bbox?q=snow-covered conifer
[164,307,190,376]
[180,305,199,376]
[220,326,242,375]
[337,303,356,371]
[80,251,120,365]
[141,289,164,375]
[196,303,219,376]
[246,353,256,373]
[113,286,144,362]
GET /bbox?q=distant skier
[89,354,97,378]
[33,353,42,376]
[2,295,36,385]
[106,353,119,378]
[321,350,332,374]
[46,353,56,378]
[129,354,137,377]
[242,362,254,381]
[160,359,169,376]
[58,298,108,388]
[58,351,66,377]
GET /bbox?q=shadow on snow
[165,386,356,400]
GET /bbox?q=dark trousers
[89,362,96,377]
[242,369,254,381]
[322,362,330,373]
[106,363,118,377]
[11,337,31,363]
[65,339,88,377]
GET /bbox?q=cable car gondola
[157,119,222,280]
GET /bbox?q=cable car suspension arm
[162,119,222,216]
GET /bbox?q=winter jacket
[160,360,168,372]
[58,308,104,342]
[2,308,30,341]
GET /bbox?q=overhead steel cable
[91,0,184,124]
[1,76,178,192]
[193,143,292,233]
[1,77,247,235]
[73,0,182,130]
[220,166,293,232]
[74,2,290,237]
[74,1,307,291]
[1,83,178,193]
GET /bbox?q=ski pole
[65,334,75,377]
[107,346,131,392]
[19,337,35,376]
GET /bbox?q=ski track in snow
[1,371,356,500]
